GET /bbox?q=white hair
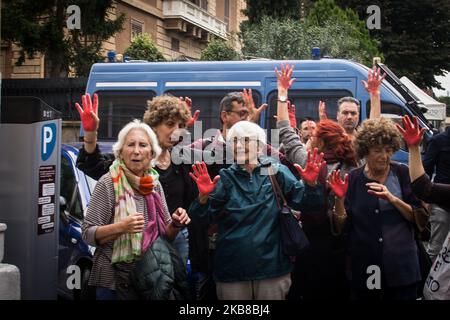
[226,121,267,143]
[112,119,162,167]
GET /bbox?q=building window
[131,19,143,39]
[171,38,180,52]
[189,0,207,10]
[200,0,208,10]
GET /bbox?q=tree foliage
[242,0,302,24]
[240,0,382,66]
[123,33,166,62]
[200,38,239,61]
[335,0,450,89]
[1,0,125,77]
[306,0,381,63]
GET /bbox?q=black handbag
[268,166,310,256]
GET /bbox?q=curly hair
[354,118,402,159]
[143,95,191,128]
[313,119,357,167]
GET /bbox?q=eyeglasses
[232,137,262,145]
[227,110,249,118]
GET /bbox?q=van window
[60,155,83,220]
[166,89,261,134]
[96,91,156,140]
[366,101,407,121]
[266,90,353,140]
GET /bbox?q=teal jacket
[189,159,324,282]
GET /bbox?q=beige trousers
[216,273,291,300]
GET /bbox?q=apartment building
[0,0,247,79]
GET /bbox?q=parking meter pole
[0,96,61,299]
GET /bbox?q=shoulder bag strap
[267,165,288,208]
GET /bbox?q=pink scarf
[141,191,167,253]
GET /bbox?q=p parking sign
[41,123,56,161]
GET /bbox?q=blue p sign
[41,123,56,161]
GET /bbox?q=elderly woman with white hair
[188,120,324,300]
[82,119,190,300]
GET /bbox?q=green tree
[306,0,381,64]
[335,0,450,89]
[123,33,165,62]
[240,15,379,65]
[242,0,302,24]
[1,0,125,77]
[200,38,239,61]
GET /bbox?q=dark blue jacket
[345,162,422,288]
[423,127,450,184]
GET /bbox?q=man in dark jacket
[423,126,450,262]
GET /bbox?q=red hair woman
[288,119,358,301]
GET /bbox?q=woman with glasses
[188,120,325,300]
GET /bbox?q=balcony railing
[163,0,227,40]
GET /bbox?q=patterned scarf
[109,159,164,264]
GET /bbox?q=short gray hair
[226,121,266,143]
[112,119,162,167]
[337,96,360,112]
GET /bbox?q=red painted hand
[318,100,327,121]
[180,96,200,128]
[275,63,296,90]
[396,115,426,147]
[362,66,386,95]
[74,93,99,132]
[241,88,268,123]
[189,161,220,196]
[294,148,326,186]
[327,170,349,199]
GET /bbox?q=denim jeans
[427,204,450,262]
[96,287,117,300]
[172,227,189,267]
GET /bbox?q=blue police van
[84,58,432,163]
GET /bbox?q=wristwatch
[278,95,288,103]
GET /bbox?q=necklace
[157,151,171,168]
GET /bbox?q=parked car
[57,144,97,300]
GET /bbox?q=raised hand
[241,88,268,123]
[275,63,296,91]
[189,161,220,196]
[180,96,200,128]
[294,148,326,186]
[318,100,327,120]
[327,170,349,199]
[396,115,426,147]
[74,93,99,132]
[362,66,386,96]
[287,100,297,128]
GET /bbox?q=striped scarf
[109,159,160,264]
